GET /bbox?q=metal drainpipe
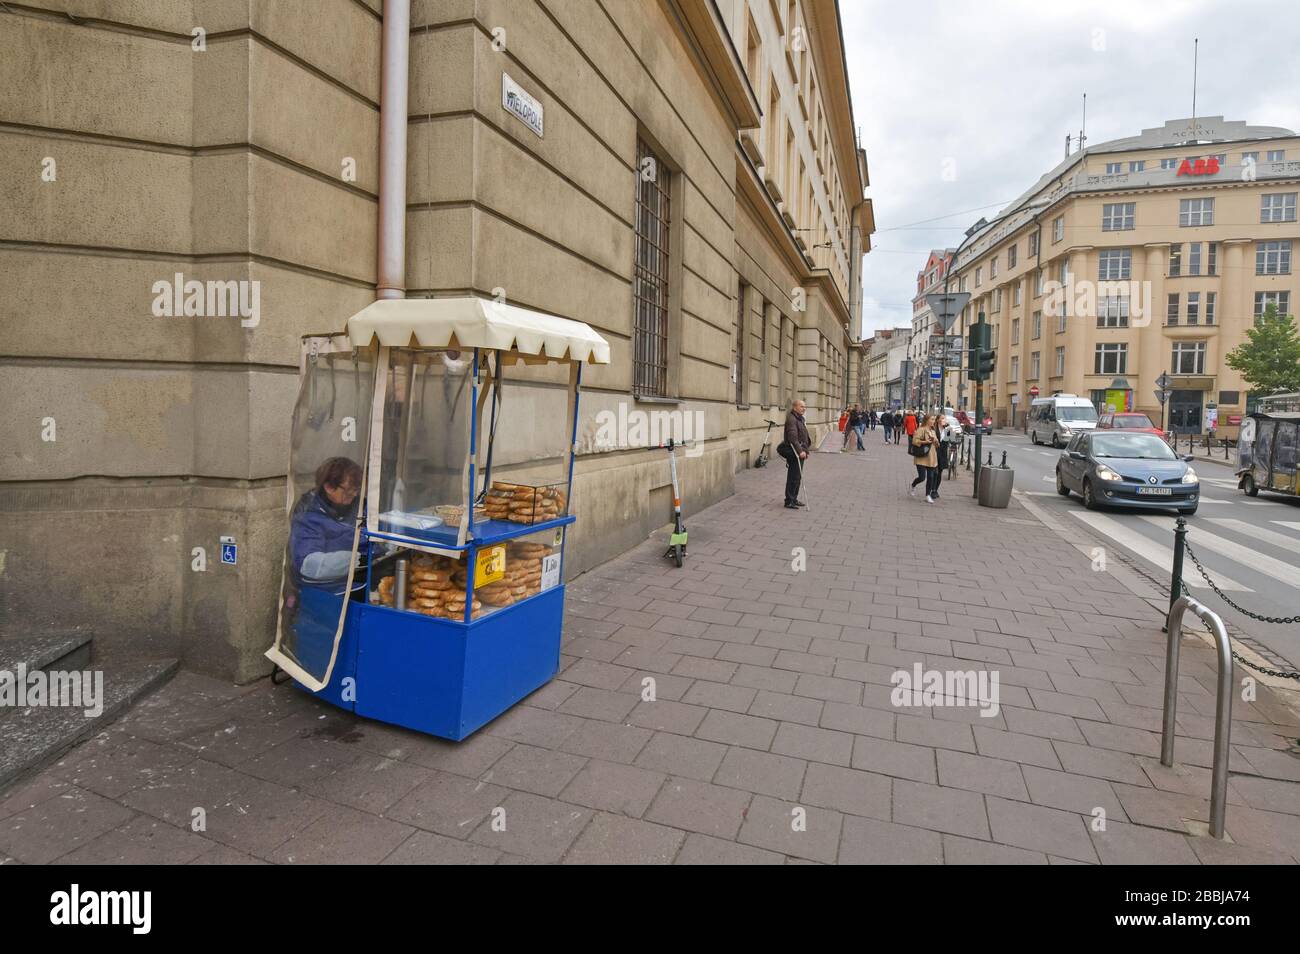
[376,0,411,301]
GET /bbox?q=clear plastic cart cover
[266,338,375,690]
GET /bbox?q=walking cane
[795,444,810,509]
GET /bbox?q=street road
[977,429,1300,670]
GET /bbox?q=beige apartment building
[909,247,955,410]
[947,117,1298,433]
[0,0,870,680]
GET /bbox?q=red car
[1098,411,1165,438]
[955,410,993,434]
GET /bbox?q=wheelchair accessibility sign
[220,535,237,566]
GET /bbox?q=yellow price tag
[552,528,564,548]
[476,545,505,585]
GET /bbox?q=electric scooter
[754,419,779,468]
[661,438,689,567]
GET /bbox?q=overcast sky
[840,0,1300,337]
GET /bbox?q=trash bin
[977,466,1014,508]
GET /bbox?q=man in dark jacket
[778,399,811,508]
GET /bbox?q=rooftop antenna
[1190,38,1199,140]
[1078,93,1087,152]
[1064,132,1072,159]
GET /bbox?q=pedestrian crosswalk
[1067,511,1300,599]
[1069,511,1254,591]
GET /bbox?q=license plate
[1136,487,1172,496]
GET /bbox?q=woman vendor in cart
[289,456,366,596]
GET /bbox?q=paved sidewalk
[3,441,1299,864]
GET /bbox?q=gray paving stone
[771,722,854,767]
[627,699,709,736]
[936,749,1029,800]
[401,731,514,778]
[269,803,415,864]
[482,705,583,749]
[942,834,1048,865]
[819,701,894,739]
[851,736,937,783]
[731,663,799,693]
[671,656,739,682]
[972,726,1063,769]
[1021,765,1126,820]
[469,791,591,863]
[557,686,639,723]
[485,744,587,796]
[558,720,653,764]
[385,771,510,839]
[645,777,752,839]
[382,830,501,864]
[200,779,332,859]
[46,812,211,865]
[563,812,684,864]
[737,794,843,863]
[800,763,891,820]
[1002,706,1086,743]
[635,732,728,782]
[681,680,757,713]
[1090,819,1200,865]
[1052,740,1148,785]
[985,795,1098,863]
[892,778,990,839]
[794,672,863,705]
[559,759,666,817]
[713,746,806,799]
[695,709,778,750]
[303,753,432,815]
[896,714,976,753]
[839,816,943,864]
[749,690,824,726]
[619,670,694,702]
[674,832,785,864]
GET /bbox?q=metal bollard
[1163,516,1187,633]
[986,451,993,466]
[999,450,1007,469]
[1162,595,1233,839]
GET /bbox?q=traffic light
[967,314,993,381]
[977,348,996,380]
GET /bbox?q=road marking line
[1069,511,1253,591]
[1274,521,1300,532]
[1038,451,1055,457]
[1139,516,1300,590]
[1207,518,1300,551]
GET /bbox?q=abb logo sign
[1177,156,1220,176]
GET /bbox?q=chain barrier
[1179,540,1300,680]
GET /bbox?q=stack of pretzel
[502,540,556,599]
[483,481,567,524]
[375,553,483,620]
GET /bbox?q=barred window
[1257,240,1292,275]
[633,138,671,397]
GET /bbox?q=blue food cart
[266,297,609,740]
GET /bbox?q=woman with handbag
[908,414,940,502]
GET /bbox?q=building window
[1257,240,1293,275]
[1160,157,1177,170]
[1032,310,1042,339]
[1035,269,1044,297]
[1098,295,1129,327]
[1211,153,1227,167]
[1090,388,1108,411]
[1105,162,1122,174]
[1179,197,1214,227]
[1242,151,1259,163]
[633,137,672,397]
[1168,243,1182,277]
[1207,242,1217,276]
[1167,293,1179,325]
[734,284,748,405]
[993,287,1002,312]
[1254,291,1291,318]
[1057,308,1067,334]
[1098,248,1131,280]
[1013,283,1022,306]
[1011,318,1020,344]
[1188,242,1201,276]
[1094,343,1128,375]
[1028,232,1039,257]
[1009,355,1020,381]
[1186,291,1200,325]
[991,256,999,278]
[1052,216,1064,243]
[1172,340,1206,375]
[1129,160,1145,172]
[1205,291,1216,326]
[1268,149,1286,162]
[1054,346,1065,376]
[1102,202,1135,231]
[1008,244,1018,268]
[1262,193,1297,223]
[960,276,968,292]
[1029,351,1040,379]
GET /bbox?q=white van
[1028,394,1098,448]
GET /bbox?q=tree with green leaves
[1224,304,1300,397]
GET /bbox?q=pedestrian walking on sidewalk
[892,410,903,444]
[903,409,918,452]
[842,404,865,451]
[882,410,893,444]
[932,413,959,500]
[868,409,878,431]
[908,415,940,502]
[778,398,811,509]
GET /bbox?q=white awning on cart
[345,297,610,364]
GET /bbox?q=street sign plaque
[1156,373,1171,390]
[1154,389,1171,405]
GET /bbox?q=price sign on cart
[541,552,561,591]
[476,545,505,585]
